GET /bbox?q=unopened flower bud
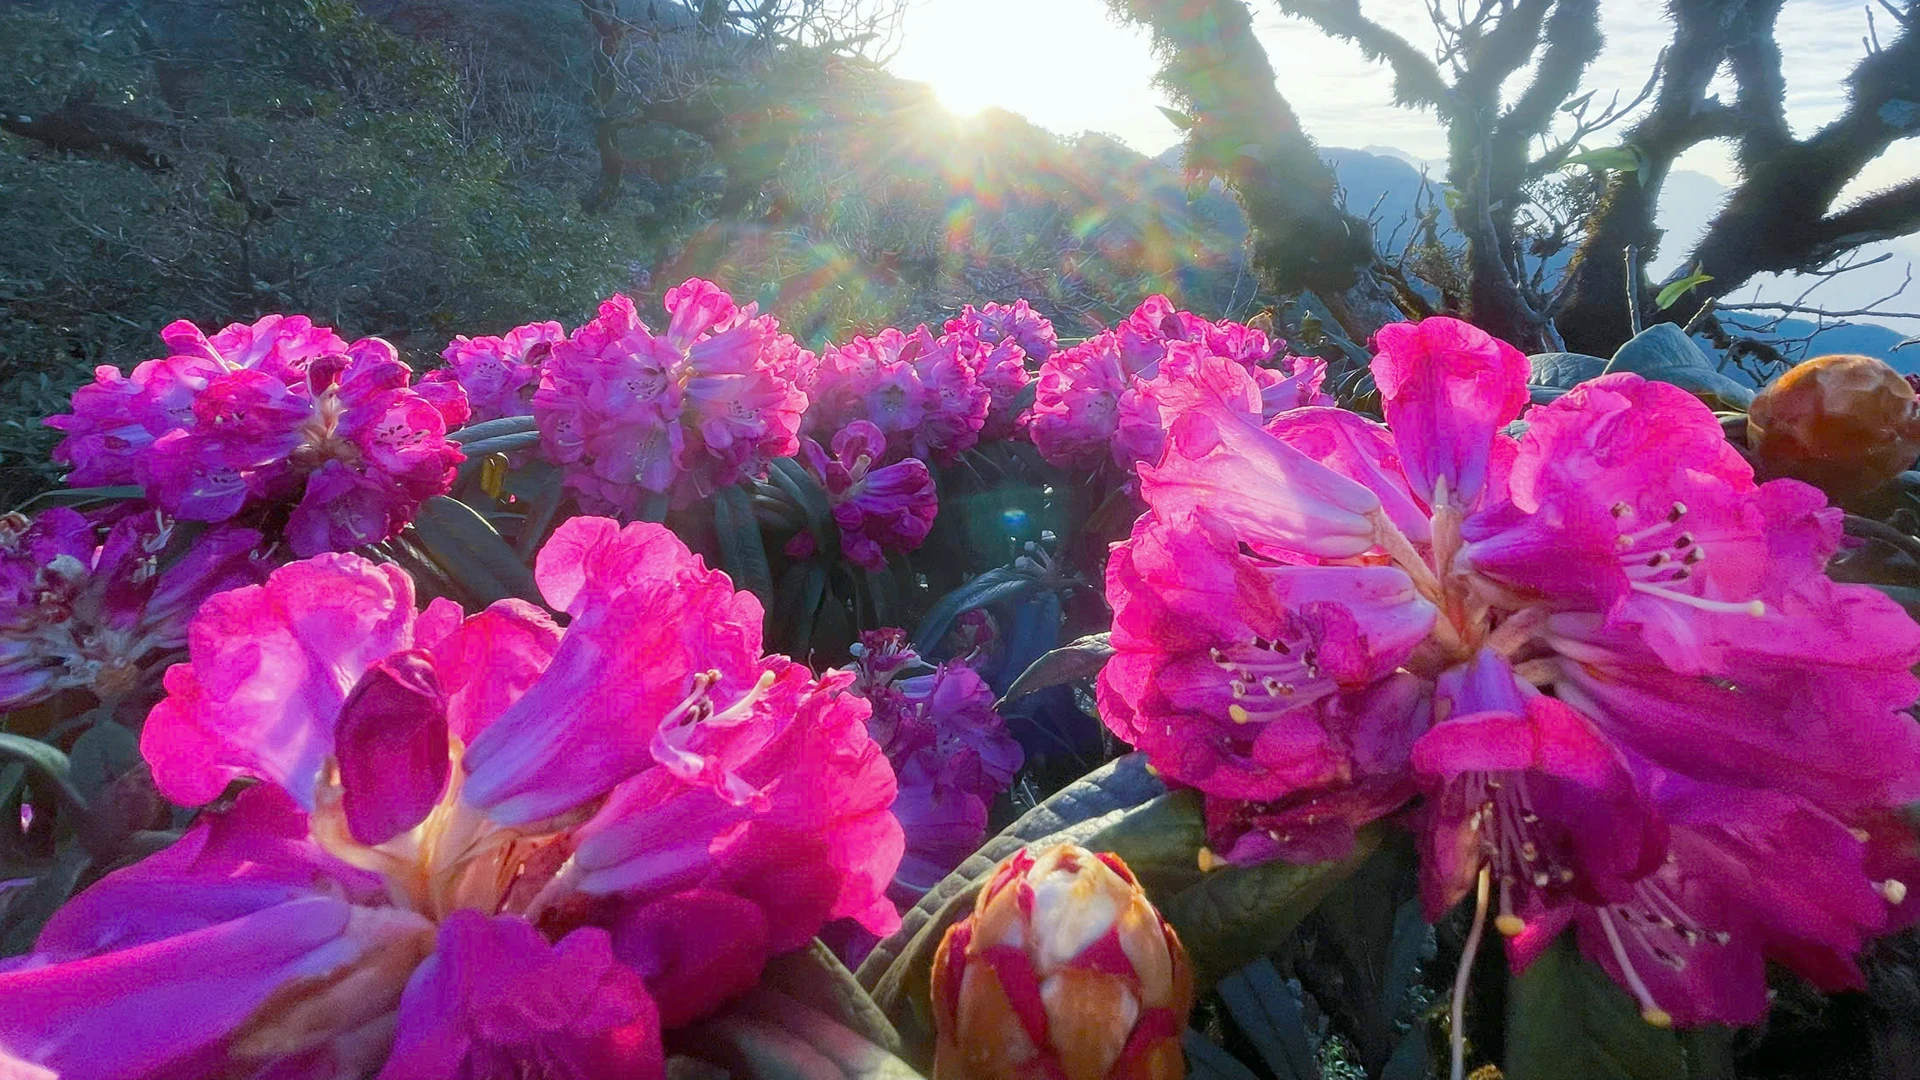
[1747,354,1920,498]
[930,843,1194,1080]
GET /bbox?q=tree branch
[1274,0,1453,109]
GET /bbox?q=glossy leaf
[678,988,926,1080]
[998,632,1112,707]
[1218,958,1317,1080]
[66,720,140,803]
[1505,934,1736,1080]
[1562,144,1646,173]
[1605,324,1755,410]
[408,495,543,607]
[910,567,1041,657]
[446,415,538,445]
[761,942,904,1055]
[1528,352,1609,391]
[1161,827,1383,988]
[712,484,775,606]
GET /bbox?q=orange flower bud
[1746,353,1920,498]
[930,844,1194,1080]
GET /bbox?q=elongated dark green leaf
[12,486,145,514]
[1159,105,1195,130]
[1219,958,1317,1080]
[910,567,1041,657]
[712,485,775,606]
[512,476,569,561]
[1,845,89,956]
[773,562,831,659]
[679,989,926,1079]
[447,415,538,444]
[1506,934,1735,1080]
[455,431,542,459]
[1162,828,1383,987]
[1184,1032,1264,1080]
[762,942,903,1054]
[768,458,834,536]
[409,496,542,606]
[998,633,1113,707]
[0,733,72,789]
[1562,144,1645,173]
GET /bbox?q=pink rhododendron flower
[533,282,808,514]
[848,630,1023,894]
[0,505,263,711]
[1032,297,1326,474]
[423,320,565,424]
[1027,331,1144,469]
[804,325,1004,463]
[0,516,900,1077]
[791,420,939,571]
[946,299,1058,362]
[46,314,467,556]
[1097,314,1920,1026]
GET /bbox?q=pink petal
[335,649,450,846]
[142,554,421,807]
[378,913,662,1079]
[1369,317,1529,510]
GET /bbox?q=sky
[888,0,1920,318]
[889,0,1920,192]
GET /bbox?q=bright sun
[888,0,1171,136]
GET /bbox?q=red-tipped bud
[930,844,1194,1080]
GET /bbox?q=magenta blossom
[533,281,809,514]
[1027,331,1145,469]
[946,299,1058,363]
[848,630,1024,895]
[46,314,467,557]
[0,505,263,712]
[0,516,900,1077]
[1112,346,1332,473]
[803,326,996,464]
[1098,314,1920,1025]
[423,321,565,424]
[791,420,939,571]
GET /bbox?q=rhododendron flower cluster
[848,630,1023,895]
[803,325,1004,463]
[422,320,565,424]
[0,505,263,712]
[534,281,810,514]
[46,315,468,556]
[791,420,939,571]
[1027,295,1330,473]
[1098,315,1920,1027]
[945,299,1058,364]
[0,517,902,1077]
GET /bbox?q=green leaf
[1442,188,1464,212]
[1528,352,1610,390]
[1161,827,1383,988]
[408,496,543,606]
[1,845,89,956]
[712,485,774,606]
[11,486,145,514]
[997,632,1113,708]
[446,415,538,445]
[1605,323,1755,409]
[1217,958,1317,1080]
[1562,144,1647,173]
[761,942,903,1054]
[677,989,927,1079]
[768,457,836,552]
[454,431,541,459]
[1656,266,1715,311]
[909,567,1041,657]
[1158,105,1195,130]
[1506,934,1736,1080]
[1185,1032,1265,1080]
[67,719,140,802]
[0,733,73,790]
[773,562,830,659]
